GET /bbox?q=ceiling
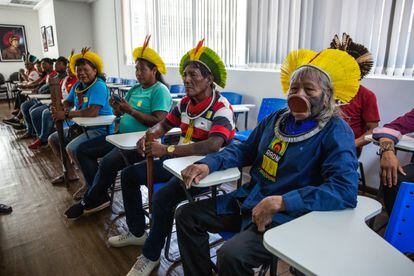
[0,0,93,9]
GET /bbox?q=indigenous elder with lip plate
[64,36,172,219]
[330,33,380,157]
[48,48,113,186]
[175,48,361,276]
[108,39,235,276]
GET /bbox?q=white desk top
[28,94,51,100]
[105,127,182,150]
[40,99,51,105]
[106,83,123,88]
[21,90,33,96]
[72,115,116,127]
[365,134,414,152]
[232,105,250,113]
[170,93,186,98]
[263,196,414,276]
[119,86,132,91]
[163,155,240,188]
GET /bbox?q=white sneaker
[108,232,148,247]
[126,255,160,276]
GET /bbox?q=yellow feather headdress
[132,35,167,75]
[280,48,361,103]
[69,47,104,76]
[179,38,227,88]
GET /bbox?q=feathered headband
[179,38,227,88]
[330,33,373,79]
[23,52,38,64]
[69,47,104,76]
[280,48,361,103]
[132,35,167,75]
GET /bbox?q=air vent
[10,0,39,6]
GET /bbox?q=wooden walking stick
[50,77,69,188]
[146,132,155,215]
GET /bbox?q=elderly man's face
[182,64,212,98]
[288,73,325,121]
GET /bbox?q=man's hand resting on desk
[252,196,285,232]
[181,164,210,189]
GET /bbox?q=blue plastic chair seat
[384,182,414,253]
[219,231,236,241]
[234,130,253,141]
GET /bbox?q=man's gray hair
[289,66,338,122]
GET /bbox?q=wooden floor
[0,101,391,276]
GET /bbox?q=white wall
[91,0,119,77]
[36,0,59,58]
[53,0,93,57]
[91,0,414,189]
[0,6,42,79]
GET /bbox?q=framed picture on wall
[46,25,54,47]
[0,24,28,62]
[41,26,48,52]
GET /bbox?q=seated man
[330,33,380,157]
[18,58,59,139]
[108,40,235,276]
[175,48,360,275]
[64,38,172,216]
[3,53,42,127]
[49,48,113,185]
[373,108,414,215]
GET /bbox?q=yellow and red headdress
[69,47,104,76]
[132,35,167,75]
[280,48,361,103]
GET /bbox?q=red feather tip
[142,35,151,55]
[194,38,205,56]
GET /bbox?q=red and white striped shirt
[166,91,235,144]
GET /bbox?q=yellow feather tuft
[309,49,360,103]
[280,49,317,93]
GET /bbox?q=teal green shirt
[118,81,172,133]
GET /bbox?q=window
[123,0,414,77]
[122,0,247,67]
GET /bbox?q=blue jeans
[21,99,42,135]
[121,161,203,261]
[75,134,143,206]
[31,105,53,142]
[48,128,103,166]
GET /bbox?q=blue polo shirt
[66,78,114,133]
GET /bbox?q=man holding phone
[64,40,172,218]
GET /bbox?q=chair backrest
[384,182,414,253]
[170,84,185,94]
[0,73,5,84]
[106,77,115,83]
[125,79,138,86]
[112,77,122,84]
[221,91,243,105]
[9,72,20,82]
[257,98,287,123]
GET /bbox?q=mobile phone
[112,94,122,103]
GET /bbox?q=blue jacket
[198,110,359,229]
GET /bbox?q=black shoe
[12,123,27,130]
[3,116,20,126]
[64,201,86,219]
[0,204,12,214]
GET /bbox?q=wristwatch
[64,110,70,119]
[166,145,176,156]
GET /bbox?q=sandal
[0,204,13,214]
